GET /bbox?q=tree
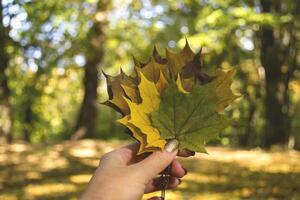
[0,0,13,142]
[17,1,71,142]
[72,0,110,139]
[260,0,300,148]
[147,0,300,148]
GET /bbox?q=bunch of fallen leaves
[103,40,239,154]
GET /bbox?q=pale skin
[80,139,195,200]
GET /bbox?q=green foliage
[151,83,229,152]
[0,0,299,148]
[96,104,127,141]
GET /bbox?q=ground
[0,140,299,200]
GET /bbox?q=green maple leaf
[150,82,230,153]
[103,40,239,154]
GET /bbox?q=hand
[80,139,195,200]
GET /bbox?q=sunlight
[40,151,69,171]
[26,171,42,180]
[69,174,92,184]
[9,143,29,152]
[1,141,299,200]
[69,145,98,158]
[25,183,76,197]
[191,193,230,200]
[183,173,227,185]
[143,190,183,200]
[0,194,17,200]
[1,0,300,199]
[69,140,99,158]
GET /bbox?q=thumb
[136,139,179,180]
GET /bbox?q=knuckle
[100,151,113,163]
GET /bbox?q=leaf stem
[160,164,172,200]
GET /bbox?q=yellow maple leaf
[137,72,160,113]
[176,74,194,94]
[155,70,168,93]
[215,69,240,112]
[117,116,162,153]
[135,57,169,83]
[166,39,195,76]
[103,39,239,154]
[118,73,166,153]
[103,70,139,115]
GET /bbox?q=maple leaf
[117,115,163,153]
[150,81,230,153]
[166,39,195,76]
[135,56,169,83]
[214,69,240,112]
[102,70,140,115]
[103,39,239,154]
[177,69,240,112]
[118,73,166,154]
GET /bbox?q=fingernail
[182,167,188,175]
[189,150,196,156]
[164,139,179,153]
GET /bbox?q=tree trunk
[22,95,34,142]
[294,133,300,151]
[239,102,256,147]
[0,1,12,143]
[21,68,47,142]
[72,1,109,139]
[260,0,289,148]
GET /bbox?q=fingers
[178,149,195,157]
[117,142,140,155]
[135,139,179,180]
[105,142,194,167]
[160,160,187,178]
[169,160,187,178]
[145,176,181,193]
[104,142,140,165]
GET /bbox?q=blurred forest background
[0,0,300,199]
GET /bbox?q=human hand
[80,139,194,200]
